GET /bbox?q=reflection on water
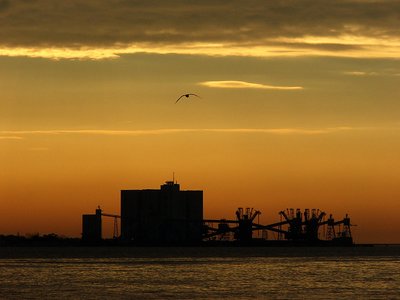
[0,247,399,299]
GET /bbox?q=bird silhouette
[175,93,201,104]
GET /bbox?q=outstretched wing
[188,93,201,98]
[175,95,185,103]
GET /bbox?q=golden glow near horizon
[1,0,400,243]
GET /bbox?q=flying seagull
[175,93,201,104]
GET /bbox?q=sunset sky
[1,0,400,243]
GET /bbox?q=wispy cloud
[199,80,303,90]
[343,70,400,77]
[0,127,354,137]
[0,136,23,140]
[344,71,378,76]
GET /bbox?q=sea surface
[0,246,399,299]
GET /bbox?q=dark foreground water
[0,246,399,299]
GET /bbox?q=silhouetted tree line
[0,233,81,246]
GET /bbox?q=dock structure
[82,181,353,246]
[203,208,353,245]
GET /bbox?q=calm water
[0,246,399,299]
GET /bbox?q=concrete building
[82,207,102,242]
[121,181,203,244]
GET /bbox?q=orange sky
[1,1,400,243]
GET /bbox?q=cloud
[0,0,10,12]
[0,0,400,59]
[199,80,303,90]
[343,70,400,76]
[0,127,354,137]
[344,71,378,76]
[0,136,23,140]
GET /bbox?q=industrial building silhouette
[121,181,202,244]
[83,181,203,244]
[82,207,102,241]
[82,181,354,246]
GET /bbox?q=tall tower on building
[82,207,102,242]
